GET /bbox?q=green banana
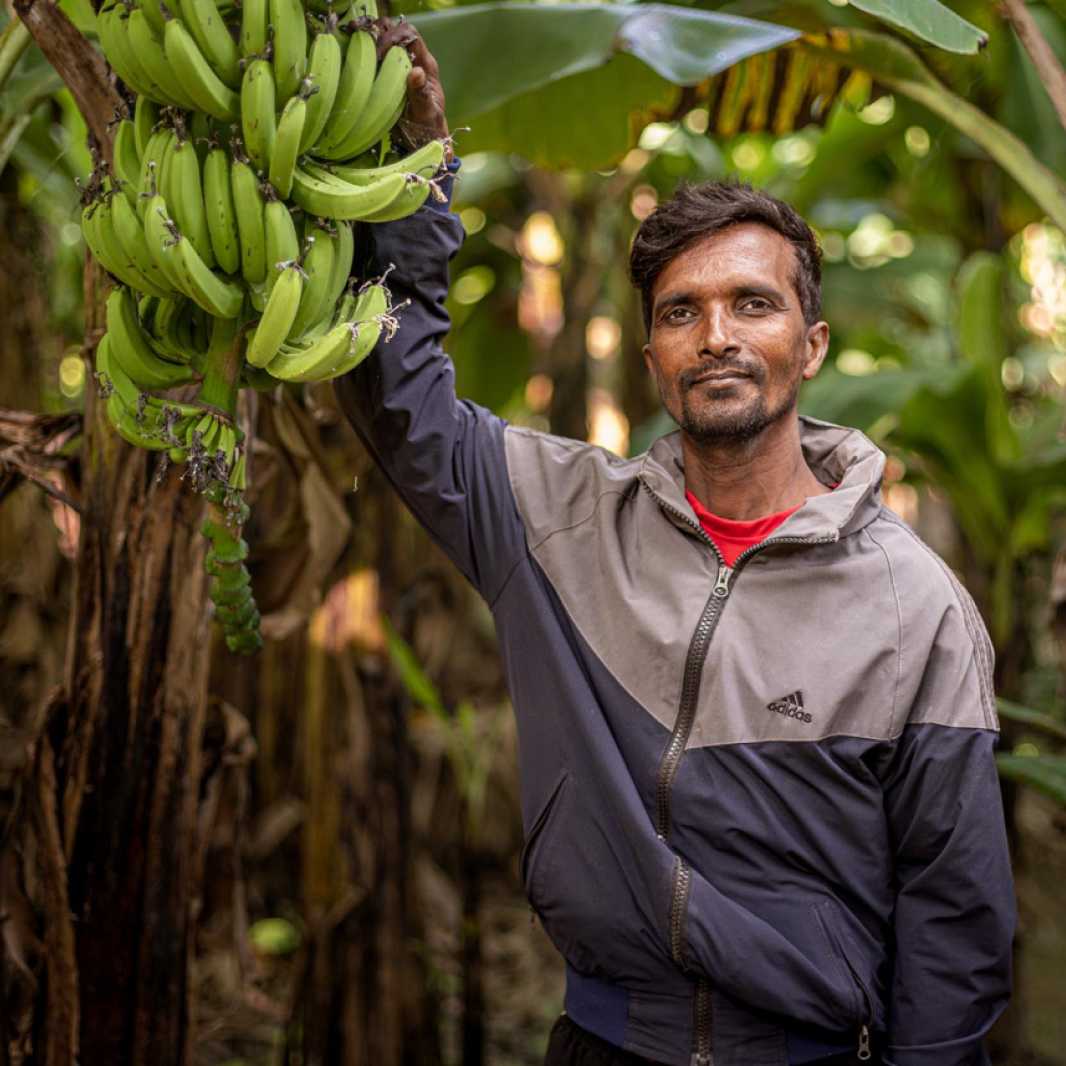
[98,326,204,419]
[95,331,142,410]
[203,144,240,275]
[240,0,268,58]
[111,118,142,205]
[82,196,123,280]
[143,193,193,293]
[319,44,411,162]
[266,281,386,382]
[287,222,335,339]
[189,109,213,168]
[324,137,447,185]
[106,391,173,451]
[107,287,197,389]
[300,33,342,152]
[164,17,240,121]
[358,174,431,222]
[157,125,180,207]
[268,93,305,199]
[145,294,206,370]
[246,263,303,366]
[269,0,307,102]
[86,192,168,296]
[137,127,170,212]
[168,137,216,268]
[313,28,375,156]
[133,94,159,158]
[180,0,241,89]
[110,188,180,297]
[290,167,406,220]
[127,8,200,110]
[262,197,300,291]
[230,156,267,284]
[240,58,276,171]
[98,4,156,99]
[324,219,354,315]
[171,230,245,318]
[139,0,168,35]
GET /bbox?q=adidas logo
[766,690,812,724]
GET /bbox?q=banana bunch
[80,0,449,652]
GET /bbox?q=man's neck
[682,415,830,521]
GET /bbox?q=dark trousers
[543,1013,879,1066]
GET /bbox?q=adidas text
[766,691,811,724]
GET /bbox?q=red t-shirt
[685,490,801,568]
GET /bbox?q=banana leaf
[412,2,799,168]
[996,754,1066,807]
[844,0,986,54]
[997,699,1066,743]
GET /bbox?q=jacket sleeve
[880,601,1016,1066]
[333,166,527,603]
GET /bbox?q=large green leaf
[455,52,680,168]
[383,617,447,719]
[846,0,986,54]
[414,3,799,118]
[996,754,1066,807]
[412,2,797,166]
[954,251,1018,465]
[797,29,1066,232]
[799,365,959,431]
[997,698,1066,742]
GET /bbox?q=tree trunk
[31,255,213,1066]
[4,4,218,1060]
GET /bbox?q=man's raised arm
[334,24,526,603]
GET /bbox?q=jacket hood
[638,415,886,545]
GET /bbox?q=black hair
[628,180,822,332]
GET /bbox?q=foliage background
[1,0,1065,1063]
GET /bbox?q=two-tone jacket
[335,188,1016,1066]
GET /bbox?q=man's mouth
[693,370,751,385]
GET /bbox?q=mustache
[680,362,763,390]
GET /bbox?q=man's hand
[374,19,451,159]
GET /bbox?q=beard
[673,363,802,444]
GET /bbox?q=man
[336,23,1016,1066]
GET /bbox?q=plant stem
[198,315,244,414]
[1000,0,1066,134]
[799,31,1066,233]
[0,19,32,94]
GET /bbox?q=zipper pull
[857,1024,871,1061]
[713,566,731,598]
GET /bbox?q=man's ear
[802,321,830,380]
[642,342,656,378]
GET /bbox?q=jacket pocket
[520,769,570,904]
[813,899,873,1028]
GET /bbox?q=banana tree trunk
[31,255,213,1066]
[9,3,216,1060]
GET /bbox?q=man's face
[642,223,829,445]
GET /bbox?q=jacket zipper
[694,978,713,1066]
[644,484,836,1066]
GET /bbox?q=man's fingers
[406,34,440,77]
[375,20,418,58]
[408,66,427,93]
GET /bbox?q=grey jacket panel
[506,418,994,747]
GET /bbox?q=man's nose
[699,306,740,358]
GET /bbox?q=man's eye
[741,298,773,312]
[664,307,693,322]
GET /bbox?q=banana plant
[406,0,1066,232]
[997,699,1066,808]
